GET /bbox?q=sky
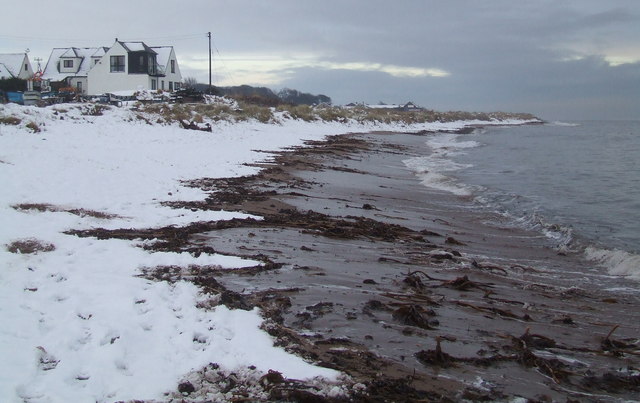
[2,0,639,120]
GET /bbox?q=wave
[425,132,481,151]
[475,195,577,252]
[415,171,474,196]
[584,246,640,280]
[475,191,640,282]
[403,131,481,196]
[548,121,581,127]
[408,122,640,284]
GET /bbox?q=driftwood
[381,292,443,306]
[601,325,640,356]
[180,119,212,132]
[455,300,521,319]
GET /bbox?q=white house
[42,47,108,94]
[87,40,182,95]
[0,53,34,80]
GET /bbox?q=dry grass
[0,116,22,125]
[235,103,274,123]
[134,99,538,128]
[79,104,111,116]
[26,121,41,133]
[13,203,118,219]
[7,238,55,254]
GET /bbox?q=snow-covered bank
[0,102,538,402]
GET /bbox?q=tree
[277,88,331,105]
[182,77,199,89]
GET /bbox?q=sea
[404,120,640,283]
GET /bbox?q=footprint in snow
[36,346,59,371]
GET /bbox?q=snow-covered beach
[1,101,535,402]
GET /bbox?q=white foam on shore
[403,131,480,196]
[585,246,640,280]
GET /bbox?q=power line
[211,39,238,87]
[0,34,108,43]
[0,33,204,44]
[119,34,203,42]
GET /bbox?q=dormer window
[63,60,73,68]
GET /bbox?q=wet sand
[79,129,640,401]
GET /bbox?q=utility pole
[208,32,212,94]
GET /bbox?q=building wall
[87,42,152,95]
[69,77,88,94]
[13,54,34,79]
[59,57,81,75]
[164,48,182,90]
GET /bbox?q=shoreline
[3,103,638,401]
[123,128,640,401]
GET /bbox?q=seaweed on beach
[581,370,640,392]
[392,304,437,329]
[13,203,118,219]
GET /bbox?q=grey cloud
[1,0,638,119]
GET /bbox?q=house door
[77,81,82,93]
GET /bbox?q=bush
[0,78,27,92]
[0,116,22,125]
[285,105,316,122]
[314,106,349,122]
[235,103,274,123]
[26,121,41,133]
[80,104,110,116]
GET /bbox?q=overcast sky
[2,1,639,120]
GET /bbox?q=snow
[0,53,27,78]
[121,42,147,52]
[0,101,535,402]
[41,48,104,82]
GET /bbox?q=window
[151,79,157,90]
[169,81,173,91]
[148,55,157,75]
[25,63,29,70]
[77,81,82,92]
[110,55,125,72]
[63,60,73,68]
[161,80,165,90]
[170,60,175,74]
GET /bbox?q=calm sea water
[406,120,640,280]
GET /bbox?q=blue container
[6,91,24,104]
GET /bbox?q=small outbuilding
[0,53,34,80]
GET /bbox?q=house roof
[119,41,157,54]
[151,47,172,64]
[150,46,174,74]
[0,53,26,77]
[42,47,107,81]
[0,63,14,79]
[92,48,107,58]
[60,48,80,58]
